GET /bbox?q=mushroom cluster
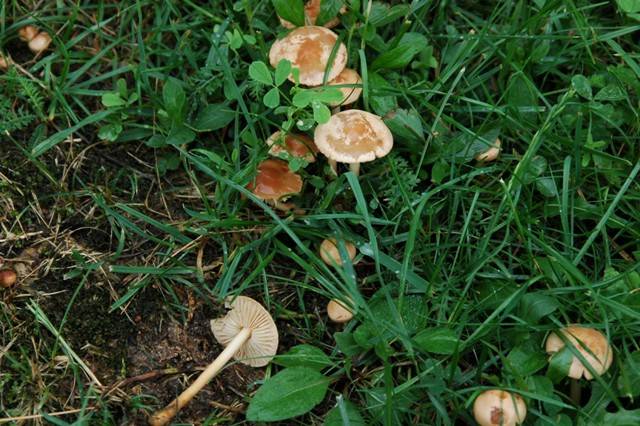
[19,25,52,54]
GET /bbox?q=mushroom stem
[349,162,360,176]
[328,158,338,175]
[148,327,252,426]
[271,199,295,212]
[570,379,582,405]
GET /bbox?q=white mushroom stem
[349,162,360,176]
[149,327,252,426]
[271,199,295,212]
[328,158,338,175]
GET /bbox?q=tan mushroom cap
[210,296,279,367]
[279,0,342,29]
[314,110,393,164]
[19,25,39,42]
[327,299,353,323]
[473,390,527,426]
[0,269,18,288]
[248,159,303,201]
[269,26,347,87]
[266,131,318,163]
[320,238,356,266]
[0,53,10,71]
[29,32,52,53]
[326,68,362,106]
[475,138,501,162]
[545,325,613,380]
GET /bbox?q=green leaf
[145,135,166,148]
[98,123,123,142]
[315,87,344,104]
[334,331,362,356]
[618,351,640,398]
[312,100,331,124]
[166,125,196,146]
[384,109,424,143]
[414,328,459,355]
[546,346,574,383]
[275,59,292,86]
[163,77,186,122]
[275,345,332,371]
[616,0,640,13]
[519,293,559,323]
[507,345,547,377]
[246,367,331,422]
[101,92,126,108]
[594,84,626,101]
[272,0,305,27]
[571,75,592,99]
[603,409,640,426]
[249,61,273,85]
[292,90,314,108]
[264,87,281,108]
[536,177,559,198]
[316,0,344,27]
[192,103,235,132]
[371,33,428,70]
[324,399,366,426]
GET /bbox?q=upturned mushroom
[476,138,501,162]
[314,109,393,176]
[325,68,362,107]
[248,159,303,211]
[266,131,318,163]
[545,325,613,380]
[279,0,342,29]
[269,26,347,87]
[0,269,17,288]
[473,390,527,426]
[327,298,353,323]
[28,32,52,54]
[149,296,278,426]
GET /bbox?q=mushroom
[0,269,17,288]
[149,296,278,426]
[314,109,393,176]
[319,238,356,267]
[473,390,527,426]
[475,138,501,162]
[327,298,353,323]
[19,25,39,42]
[0,53,10,71]
[269,26,347,87]
[325,68,362,107]
[266,131,318,163]
[279,0,342,29]
[247,159,303,211]
[545,325,613,380]
[28,32,52,54]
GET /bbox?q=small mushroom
[149,296,278,426]
[327,298,353,323]
[29,32,52,54]
[325,68,362,107]
[314,109,393,176]
[0,53,10,71]
[473,390,527,426]
[545,325,613,380]
[269,26,347,87]
[19,25,39,42]
[319,238,356,267]
[0,269,17,288]
[248,159,303,211]
[475,138,501,162]
[266,131,318,163]
[279,0,342,29]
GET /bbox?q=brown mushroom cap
[327,299,353,323]
[19,25,39,42]
[0,53,10,71]
[473,390,527,426]
[248,159,303,201]
[210,296,279,367]
[0,269,17,288]
[29,32,52,54]
[475,138,501,162]
[326,68,362,106]
[319,238,356,266]
[269,26,347,87]
[266,131,318,163]
[314,110,393,164]
[279,0,342,29]
[545,325,613,380]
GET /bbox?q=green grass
[2,0,640,424]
